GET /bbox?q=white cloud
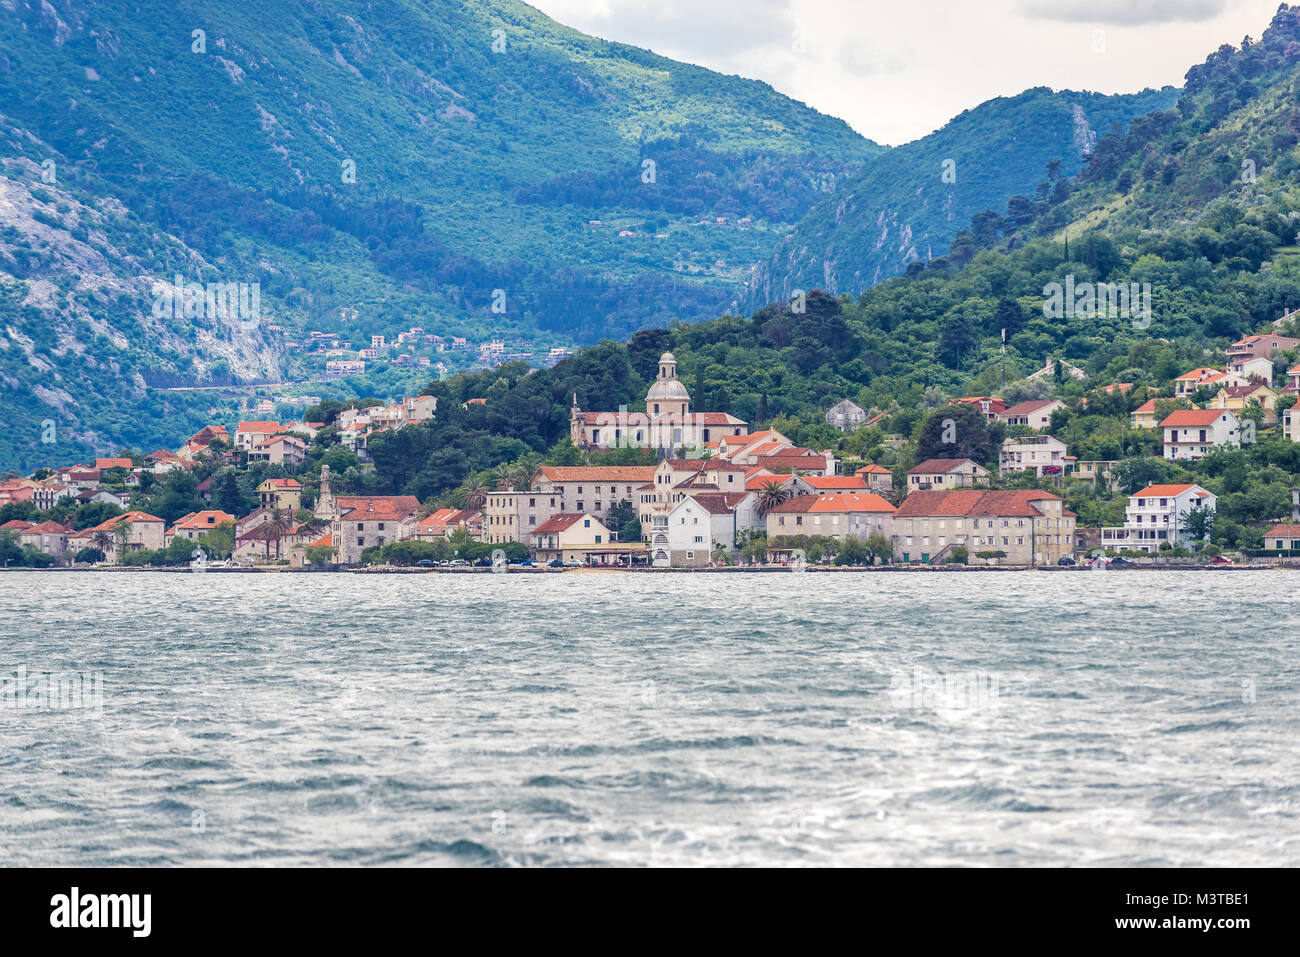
[528,0,1283,145]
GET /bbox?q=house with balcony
[998,435,1070,478]
[1098,483,1216,554]
[531,513,632,564]
[1160,409,1240,461]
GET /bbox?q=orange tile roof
[801,476,871,490]
[1132,484,1209,497]
[94,457,133,470]
[335,496,421,521]
[1160,409,1231,427]
[856,464,891,475]
[769,493,895,514]
[1264,524,1300,538]
[93,511,164,530]
[909,458,981,474]
[533,513,597,534]
[237,420,281,432]
[537,466,657,482]
[895,489,1061,518]
[171,510,236,530]
[1132,398,1158,413]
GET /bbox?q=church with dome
[569,352,749,453]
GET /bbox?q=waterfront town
[6,327,1300,572]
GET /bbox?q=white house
[660,492,758,566]
[1160,409,1240,461]
[999,435,1069,477]
[999,399,1067,430]
[1099,483,1216,554]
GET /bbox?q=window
[378,523,385,531]
[583,519,590,528]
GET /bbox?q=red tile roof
[1132,484,1209,498]
[537,467,657,482]
[1002,399,1063,416]
[259,478,302,488]
[895,489,1062,518]
[20,521,70,535]
[335,496,421,521]
[908,458,981,474]
[769,493,896,514]
[1160,409,1231,427]
[94,457,133,470]
[171,510,236,530]
[532,513,597,534]
[1264,524,1300,538]
[801,476,870,490]
[688,493,752,514]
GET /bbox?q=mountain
[745,86,1179,309]
[0,0,878,471]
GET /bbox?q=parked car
[547,559,564,568]
[1109,556,1133,566]
[513,559,536,567]
[1210,555,1233,565]
[1057,555,1076,566]
[415,559,436,567]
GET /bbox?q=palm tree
[90,529,114,561]
[490,464,514,491]
[263,507,297,559]
[461,474,489,509]
[755,479,791,516]
[507,462,532,491]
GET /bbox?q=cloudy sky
[530,0,1284,145]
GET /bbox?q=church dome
[647,376,691,402]
[647,351,690,405]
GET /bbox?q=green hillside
[0,0,878,471]
[746,86,1179,308]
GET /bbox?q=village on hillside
[6,326,1300,571]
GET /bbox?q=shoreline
[0,563,1291,574]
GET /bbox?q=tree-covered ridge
[965,5,1300,251]
[747,86,1180,308]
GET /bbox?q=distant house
[1263,523,1300,551]
[764,493,896,554]
[998,435,1069,478]
[1227,355,1274,386]
[1160,409,1240,461]
[999,399,1067,430]
[18,521,70,560]
[1072,460,1119,488]
[235,421,281,451]
[257,478,302,511]
[1225,333,1300,363]
[530,513,619,564]
[825,399,867,432]
[893,489,1074,566]
[247,434,307,468]
[906,458,991,490]
[87,511,166,562]
[951,397,1006,420]
[1130,398,1159,430]
[1174,367,1238,398]
[1210,383,1278,424]
[1100,484,1216,554]
[792,475,872,495]
[167,510,236,544]
[854,464,893,492]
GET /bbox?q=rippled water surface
[1,569,1298,866]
